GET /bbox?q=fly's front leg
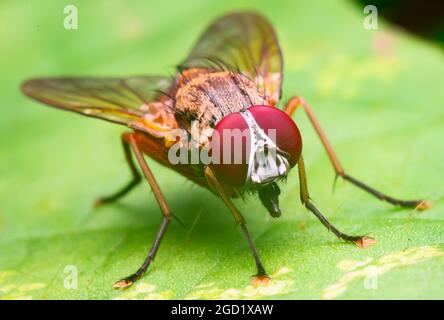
[298,155,376,248]
[113,132,172,288]
[204,166,270,287]
[285,96,432,211]
[95,132,141,207]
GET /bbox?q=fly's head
[210,105,302,217]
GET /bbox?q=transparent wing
[21,76,176,128]
[180,12,283,105]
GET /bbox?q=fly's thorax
[173,68,267,137]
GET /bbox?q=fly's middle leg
[95,132,141,207]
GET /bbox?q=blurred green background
[1,0,444,299]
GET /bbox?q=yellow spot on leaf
[185,267,295,300]
[0,270,45,300]
[316,53,404,99]
[337,258,374,272]
[113,282,173,300]
[322,246,444,299]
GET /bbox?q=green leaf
[1,0,443,300]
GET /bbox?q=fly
[21,12,432,288]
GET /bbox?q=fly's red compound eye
[248,106,302,166]
[210,105,302,186]
[210,112,249,186]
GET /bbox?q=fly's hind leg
[113,133,172,288]
[298,155,377,248]
[95,132,141,207]
[285,96,432,211]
